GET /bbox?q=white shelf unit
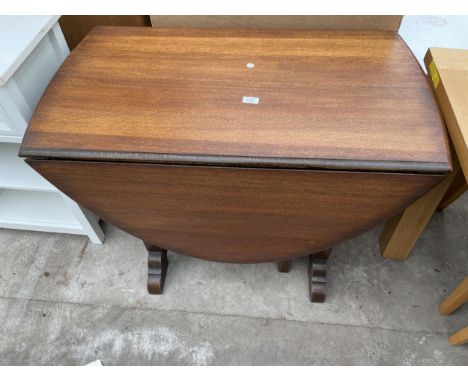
[0,189,82,234]
[0,142,55,192]
[0,16,104,244]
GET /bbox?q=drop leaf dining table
[19,27,451,302]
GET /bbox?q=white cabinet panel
[0,16,104,243]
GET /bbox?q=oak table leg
[440,277,468,315]
[379,165,458,261]
[144,242,168,295]
[309,249,331,303]
[437,168,468,210]
[278,259,292,273]
[440,278,468,346]
[449,326,468,346]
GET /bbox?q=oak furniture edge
[18,148,452,175]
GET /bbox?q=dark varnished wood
[20,27,450,174]
[59,15,151,50]
[26,159,443,263]
[145,242,168,294]
[309,249,331,302]
[278,260,292,273]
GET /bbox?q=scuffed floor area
[0,193,467,365]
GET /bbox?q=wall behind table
[59,15,152,50]
[149,16,403,31]
[59,16,403,51]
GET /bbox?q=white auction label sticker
[242,96,259,104]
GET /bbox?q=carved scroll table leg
[278,259,292,273]
[308,249,331,303]
[144,242,168,295]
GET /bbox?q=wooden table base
[145,243,332,303]
[277,260,292,273]
[308,250,331,303]
[278,249,332,303]
[145,243,168,295]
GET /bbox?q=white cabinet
[0,16,104,244]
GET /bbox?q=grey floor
[0,194,467,365]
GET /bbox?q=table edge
[18,147,452,175]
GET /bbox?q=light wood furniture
[440,278,468,345]
[20,27,449,301]
[380,160,460,260]
[448,327,468,346]
[379,47,468,344]
[380,48,468,261]
[440,278,468,315]
[438,167,468,210]
[0,16,104,243]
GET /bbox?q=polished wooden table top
[21,28,452,299]
[21,27,450,173]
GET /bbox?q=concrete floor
[0,192,467,365]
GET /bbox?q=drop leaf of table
[19,27,451,302]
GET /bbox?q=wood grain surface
[425,48,468,179]
[380,162,458,260]
[449,326,468,346]
[59,15,151,50]
[27,159,443,263]
[21,27,450,173]
[440,277,468,315]
[438,165,468,210]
